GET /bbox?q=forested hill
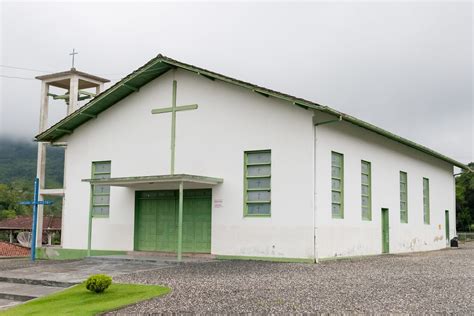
[0,137,64,187]
[0,137,64,218]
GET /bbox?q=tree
[0,181,33,218]
[455,162,474,231]
[0,180,62,219]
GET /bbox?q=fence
[457,232,474,243]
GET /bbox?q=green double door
[135,189,211,253]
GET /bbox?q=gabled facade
[36,55,469,262]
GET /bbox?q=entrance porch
[82,174,223,262]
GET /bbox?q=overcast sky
[0,1,472,163]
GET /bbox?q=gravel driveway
[110,244,473,314]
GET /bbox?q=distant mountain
[0,137,64,187]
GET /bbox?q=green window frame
[331,151,344,219]
[244,150,271,217]
[423,177,430,224]
[400,171,408,223]
[361,160,371,221]
[91,161,111,217]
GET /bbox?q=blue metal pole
[31,177,39,262]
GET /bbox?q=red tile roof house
[0,216,61,255]
[0,241,30,257]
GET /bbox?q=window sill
[244,214,271,218]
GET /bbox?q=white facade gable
[57,67,455,261]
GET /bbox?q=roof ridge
[34,54,471,171]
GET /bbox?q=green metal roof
[36,54,470,170]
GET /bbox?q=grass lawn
[1,283,170,316]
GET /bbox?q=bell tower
[34,51,110,247]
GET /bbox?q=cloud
[0,1,472,162]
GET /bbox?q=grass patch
[1,283,170,316]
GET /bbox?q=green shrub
[85,274,112,293]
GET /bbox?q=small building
[0,242,29,257]
[34,54,470,262]
[0,215,61,246]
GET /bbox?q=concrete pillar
[68,75,79,114]
[177,181,184,262]
[60,196,65,246]
[36,81,50,248]
[96,83,105,95]
[9,230,13,243]
[36,143,46,248]
[39,82,49,132]
[87,183,93,257]
[47,232,52,246]
[35,204,44,247]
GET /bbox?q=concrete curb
[0,276,76,288]
[0,292,36,302]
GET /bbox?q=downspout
[313,116,318,263]
[453,172,460,240]
[313,114,343,263]
[453,175,456,241]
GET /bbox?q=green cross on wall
[151,80,198,174]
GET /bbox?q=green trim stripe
[36,248,126,260]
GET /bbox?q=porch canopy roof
[83,174,222,262]
[82,173,223,187]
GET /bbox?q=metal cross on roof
[69,48,78,69]
[151,80,198,175]
[19,178,53,261]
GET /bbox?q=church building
[34,54,470,262]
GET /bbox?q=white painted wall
[314,112,455,259]
[61,69,316,259]
[59,67,456,260]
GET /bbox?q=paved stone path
[0,257,170,284]
[0,257,172,310]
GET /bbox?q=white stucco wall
[58,66,456,260]
[314,112,455,259]
[61,69,316,259]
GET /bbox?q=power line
[0,74,36,80]
[0,64,174,81]
[0,63,173,77]
[0,65,52,73]
[0,64,126,76]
